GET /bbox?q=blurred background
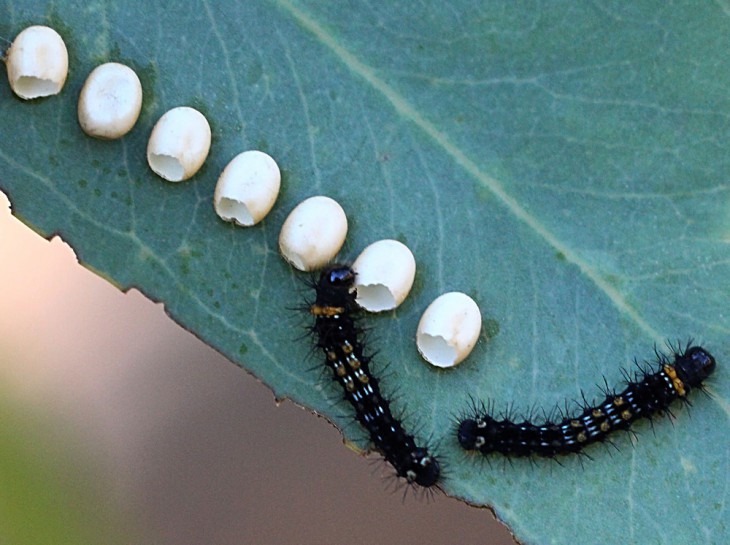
[0,191,516,545]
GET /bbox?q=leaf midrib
[273,0,661,341]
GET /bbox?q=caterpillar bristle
[306,264,442,489]
[457,344,716,460]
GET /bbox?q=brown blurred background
[0,191,516,545]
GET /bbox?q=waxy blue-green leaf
[1,2,728,544]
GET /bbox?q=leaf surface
[1,2,728,544]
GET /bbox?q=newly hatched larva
[457,344,716,459]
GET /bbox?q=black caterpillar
[309,264,441,487]
[458,344,716,458]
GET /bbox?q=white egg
[147,106,211,181]
[214,150,281,226]
[279,196,347,271]
[352,239,416,312]
[6,25,68,99]
[78,63,143,139]
[416,292,482,368]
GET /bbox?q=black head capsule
[674,346,716,388]
[457,419,479,450]
[314,265,357,307]
[325,265,356,287]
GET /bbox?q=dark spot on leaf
[246,61,262,85]
[555,251,566,261]
[279,169,289,191]
[238,343,248,355]
[125,60,158,123]
[78,179,87,188]
[482,318,500,340]
[409,265,425,297]
[188,97,212,122]
[109,43,122,59]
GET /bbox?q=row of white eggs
[3,25,482,368]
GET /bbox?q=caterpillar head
[313,265,357,307]
[674,346,716,388]
[322,265,355,289]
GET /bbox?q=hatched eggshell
[78,62,143,139]
[214,150,281,226]
[147,106,211,181]
[352,239,416,312]
[279,196,347,271]
[6,25,68,99]
[416,292,482,368]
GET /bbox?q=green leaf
[1,2,728,544]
